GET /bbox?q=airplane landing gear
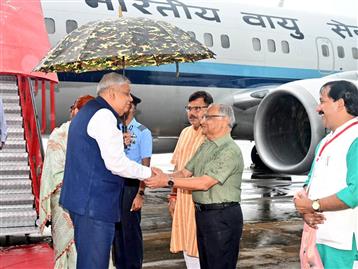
[250,146,269,170]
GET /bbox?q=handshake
[145,167,172,189]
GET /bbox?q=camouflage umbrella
[34,17,215,74]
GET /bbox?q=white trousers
[183,251,201,269]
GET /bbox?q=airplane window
[321,45,329,57]
[221,34,230,48]
[281,41,290,54]
[66,20,78,34]
[252,38,261,51]
[204,33,213,47]
[268,39,276,53]
[44,18,55,34]
[337,46,345,58]
[352,48,358,59]
[187,31,196,40]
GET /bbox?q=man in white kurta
[169,91,213,269]
[295,80,358,269]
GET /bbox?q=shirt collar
[128,118,138,127]
[331,117,358,136]
[210,133,232,147]
[119,117,137,129]
[95,96,119,119]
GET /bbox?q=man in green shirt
[146,104,244,269]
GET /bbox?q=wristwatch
[167,177,175,187]
[312,199,321,212]
[138,190,145,196]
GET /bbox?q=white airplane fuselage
[37,0,358,171]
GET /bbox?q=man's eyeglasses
[185,106,208,112]
[202,114,226,120]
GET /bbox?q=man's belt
[194,202,239,212]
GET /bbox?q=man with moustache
[168,91,213,268]
[60,73,154,269]
[294,80,358,269]
[147,104,244,269]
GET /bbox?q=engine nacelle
[254,73,358,174]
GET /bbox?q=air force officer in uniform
[113,94,152,269]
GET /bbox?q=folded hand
[303,212,325,229]
[294,191,315,215]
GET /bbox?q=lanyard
[316,120,358,162]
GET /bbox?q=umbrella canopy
[34,17,215,73]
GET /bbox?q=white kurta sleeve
[87,109,151,180]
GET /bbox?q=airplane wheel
[250,146,268,170]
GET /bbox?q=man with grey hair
[60,72,155,269]
[146,104,244,269]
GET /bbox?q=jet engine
[253,72,358,174]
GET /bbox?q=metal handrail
[28,77,45,158]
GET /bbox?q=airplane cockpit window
[352,48,358,59]
[44,18,55,34]
[221,34,230,48]
[321,45,329,57]
[66,20,78,34]
[281,41,290,54]
[204,33,213,47]
[267,39,276,53]
[337,46,345,58]
[252,38,261,51]
[187,31,196,40]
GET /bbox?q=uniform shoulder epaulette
[137,124,148,132]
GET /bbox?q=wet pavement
[141,221,302,269]
[140,167,304,269]
[140,145,305,268]
[140,170,305,231]
[1,141,306,268]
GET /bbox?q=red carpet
[0,243,54,269]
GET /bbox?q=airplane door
[316,37,335,74]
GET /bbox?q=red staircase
[0,0,58,236]
[0,74,57,236]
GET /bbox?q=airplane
[36,0,358,174]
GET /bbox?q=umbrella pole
[122,114,128,149]
[122,56,125,76]
[175,61,180,79]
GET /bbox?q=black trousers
[113,181,143,269]
[195,204,243,269]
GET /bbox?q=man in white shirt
[60,73,155,269]
[294,80,358,269]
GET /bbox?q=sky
[241,0,358,17]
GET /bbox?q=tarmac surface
[135,142,305,268]
[0,141,306,268]
[139,170,304,269]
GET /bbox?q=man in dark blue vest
[60,73,153,269]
